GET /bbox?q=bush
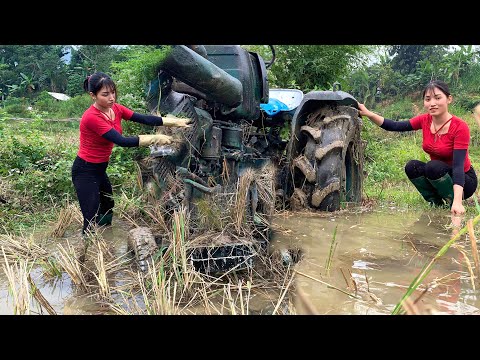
[33,91,91,119]
[3,97,30,117]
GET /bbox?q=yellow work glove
[138,134,173,147]
[162,114,192,128]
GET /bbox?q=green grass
[2,91,480,234]
[0,118,139,233]
[363,98,480,212]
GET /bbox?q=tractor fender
[289,90,361,156]
[291,90,359,130]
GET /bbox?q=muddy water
[271,208,480,315]
[0,223,134,315]
[0,209,479,315]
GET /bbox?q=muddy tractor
[129,45,364,273]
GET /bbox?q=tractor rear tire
[289,105,363,211]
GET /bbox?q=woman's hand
[451,201,465,216]
[162,115,192,128]
[357,103,370,117]
[138,134,173,146]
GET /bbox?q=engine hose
[176,166,209,187]
[183,178,221,194]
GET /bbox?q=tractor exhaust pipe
[160,45,243,107]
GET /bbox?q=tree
[388,45,448,75]
[0,45,68,99]
[248,45,371,91]
[67,45,123,96]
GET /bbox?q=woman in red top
[72,72,190,234]
[358,80,477,216]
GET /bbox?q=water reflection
[270,209,480,315]
[0,209,478,315]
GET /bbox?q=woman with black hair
[72,71,190,234]
[358,80,477,216]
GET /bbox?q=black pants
[405,159,478,199]
[71,156,114,233]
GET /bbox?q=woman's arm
[129,112,163,126]
[358,103,385,126]
[451,149,467,215]
[358,103,413,131]
[102,128,139,147]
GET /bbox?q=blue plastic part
[260,98,290,116]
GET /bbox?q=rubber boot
[409,176,444,206]
[97,212,113,226]
[428,173,454,208]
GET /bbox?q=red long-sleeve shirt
[409,113,471,172]
[77,103,134,163]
